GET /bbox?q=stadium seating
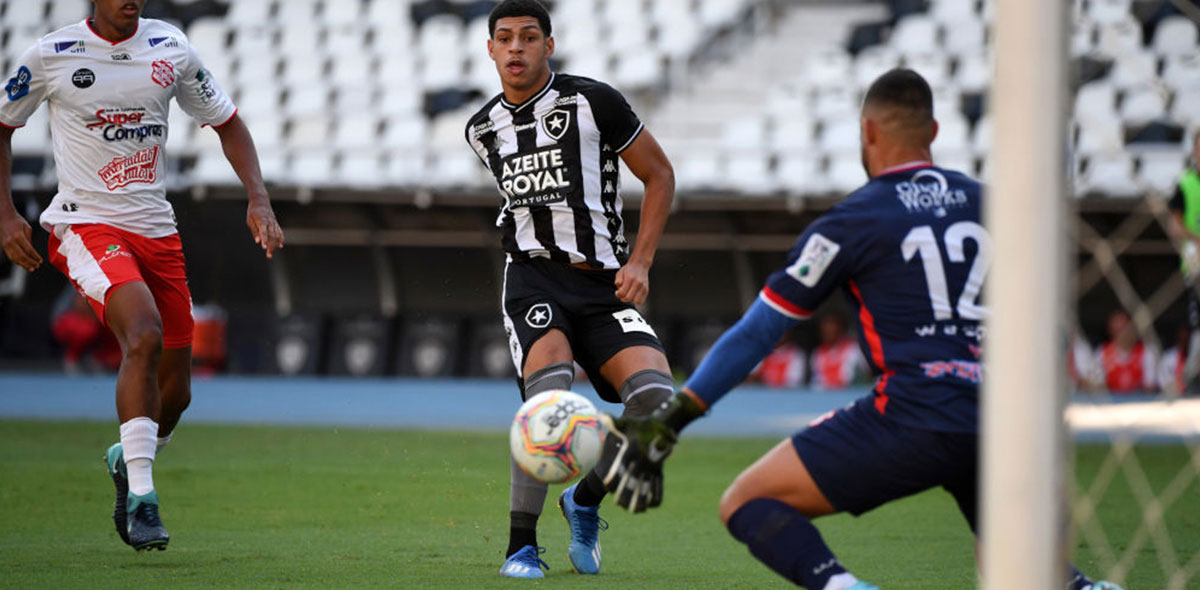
[0,0,1197,199]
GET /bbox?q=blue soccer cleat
[846,582,880,590]
[126,490,169,551]
[558,482,608,574]
[1092,583,1125,590]
[499,545,548,578]
[104,443,131,545]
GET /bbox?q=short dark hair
[489,0,552,38]
[863,68,933,124]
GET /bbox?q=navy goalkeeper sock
[1067,565,1093,590]
[727,498,846,589]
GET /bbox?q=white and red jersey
[1,18,236,238]
[1095,340,1158,393]
[811,338,864,390]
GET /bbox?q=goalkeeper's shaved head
[859,68,938,177]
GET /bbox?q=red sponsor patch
[150,60,175,88]
[98,145,159,190]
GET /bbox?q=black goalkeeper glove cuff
[654,391,707,435]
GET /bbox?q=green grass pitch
[0,421,1194,589]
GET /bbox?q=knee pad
[618,369,673,417]
[523,362,575,399]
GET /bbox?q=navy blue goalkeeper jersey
[760,162,986,433]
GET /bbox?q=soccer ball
[510,389,604,484]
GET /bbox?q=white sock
[822,572,861,590]
[156,432,173,454]
[120,417,158,496]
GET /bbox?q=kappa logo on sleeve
[786,232,841,288]
[5,66,31,101]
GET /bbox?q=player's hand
[0,210,41,272]
[596,413,674,513]
[614,260,650,305]
[246,199,284,259]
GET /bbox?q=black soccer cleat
[126,491,169,551]
[104,443,131,545]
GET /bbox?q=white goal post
[982,0,1069,588]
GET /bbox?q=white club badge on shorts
[786,232,841,288]
[612,309,656,337]
[525,303,553,328]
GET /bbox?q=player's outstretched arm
[615,129,674,305]
[602,299,800,511]
[0,126,40,272]
[211,114,284,258]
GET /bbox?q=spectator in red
[52,290,120,374]
[751,332,807,388]
[1095,309,1158,394]
[810,312,865,390]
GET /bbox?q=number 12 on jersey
[901,222,991,321]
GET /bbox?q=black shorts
[791,396,979,532]
[502,257,665,403]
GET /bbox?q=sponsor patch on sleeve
[786,232,841,288]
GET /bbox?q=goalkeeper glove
[598,391,706,513]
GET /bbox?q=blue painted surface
[0,373,860,437]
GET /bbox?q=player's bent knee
[122,321,164,362]
[618,369,673,417]
[718,479,753,525]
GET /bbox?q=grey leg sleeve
[522,361,575,400]
[510,362,575,515]
[618,369,674,417]
[510,458,550,515]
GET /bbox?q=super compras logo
[98,145,160,190]
[86,108,163,143]
[500,147,572,207]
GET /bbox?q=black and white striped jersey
[465,72,645,270]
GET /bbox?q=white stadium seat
[1137,149,1186,194]
[775,153,826,195]
[48,0,89,28]
[258,151,288,185]
[651,0,692,26]
[934,151,976,177]
[721,116,767,152]
[658,17,703,60]
[377,86,423,119]
[1096,18,1143,58]
[905,53,952,87]
[1077,151,1140,198]
[813,87,859,122]
[289,151,336,187]
[818,118,861,155]
[1153,16,1199,58]
[4,0,48,32]
[971,116,992,154]
[337,151,386,188]
[1162,52,1200,93]
[243,116,284,152]
[614,50,663,89]
[1074,81,1119,126]
[827,153,867,194]
[321,0,363,30]
[854,47,902,91]
[331,57,373,88]
[385,148,428,186]
[943,19,986,55]
[564,51,613,81]
[427,150,485,188]
[227,0,274,25]
[1071,21,1096,57]
[722,151,774,195]
[333,86,376,113]
[1172,89,1200,127]
[284,86,330,118]
[676,151,722,192]
[1108,50,1159,90]
[332,116,381,152]
[186,18,230,59]
[326,28,368,59]
[366,0,410,27]
[930,0,979,26]
[934,113,971,153]
[288,119,330,150]
[234,56,279,89]
[1074,118,1124,155]
[1118,85,1167,127]
[801,46,852,90]
[1088,0,1133,26]
[769,115,817,154]
[699,0,749,29]
[191,153,240,186]
[606,16,652,52]
[890,15,941,56]
[282,55,327,91]
[955,52,990,93]
[418,15,463,60]
[382,116,428,151]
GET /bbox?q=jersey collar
[85,18,141,46]
[879,160,933,176]
[500,72,555,113]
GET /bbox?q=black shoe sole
[104,454,131,546]
[131,538,169,552]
